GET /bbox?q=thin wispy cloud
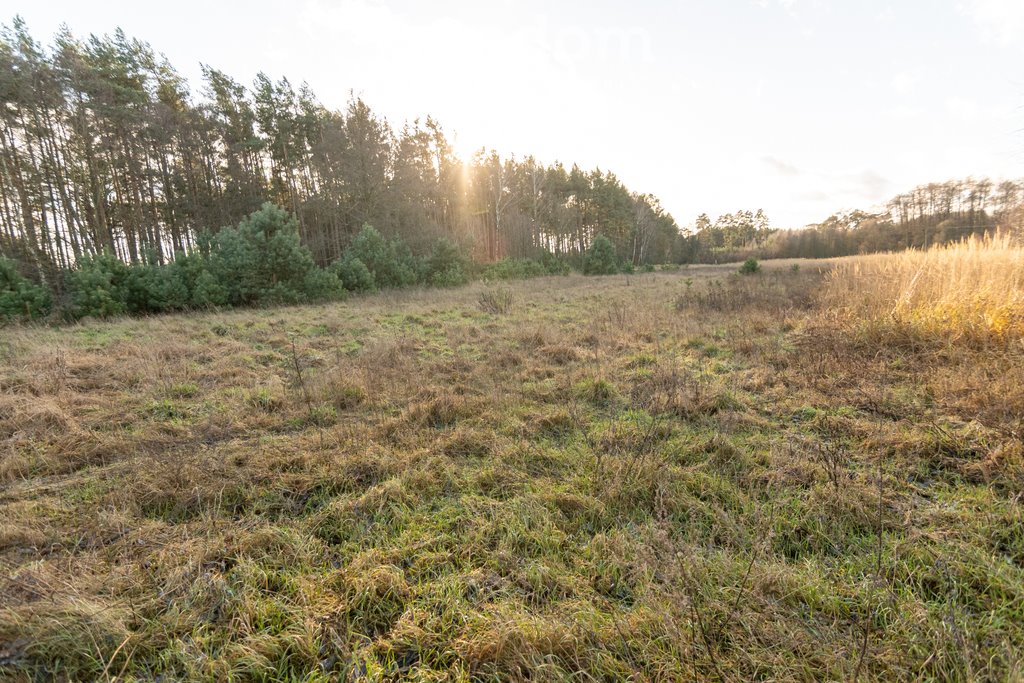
[763,156,802,177]
[959,0,1024,46]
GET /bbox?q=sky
[3,0,1023,228]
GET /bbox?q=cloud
[754,0,800,13]
[762,156,801,176]
[752,0,822,36]
[795,190,829,202]
[958,0,1024,46]
[788,169,892,214]
[849,170,892,200]
[886,104,924,120]
[945,96,983,121]
[889,70,919,95]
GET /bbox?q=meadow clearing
[1,241,1022,681]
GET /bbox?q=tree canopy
[0,17,682,290]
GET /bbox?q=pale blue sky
[4,0,1023,227]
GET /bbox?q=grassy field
[1,248,1022,681]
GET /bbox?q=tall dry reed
[822,233,1024,348]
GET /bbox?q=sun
[452,133,481,165]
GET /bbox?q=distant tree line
[0,18,681,296]
[685,178,1024,262]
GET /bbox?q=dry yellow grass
[823,233,1024,348]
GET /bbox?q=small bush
[340,225,420,289]
[0,258,52,321]
[65,252,131,319]
[425,239,470,287]
[480,252,571,279]
[190,269,229,308]
[483,258,548,281]
[203,202,338,306]
[301,268,346,302]
[332,256,376,293]
[583,235,619,275]
[478,287,514,314]
[739,258,761,275]
[123,257,190,313]
[538,249,572,275]
[430,265,468,288]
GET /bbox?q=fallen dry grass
[0,258,1021,681]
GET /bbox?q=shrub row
[62,204,346,320]
[1,204,641,323]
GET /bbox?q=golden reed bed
[823,233,1024,348]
